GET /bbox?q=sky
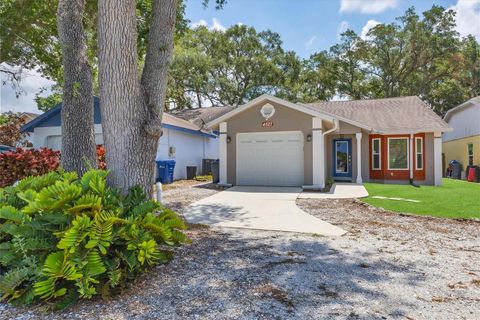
[1,0,479,114]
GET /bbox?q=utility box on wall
[168,146,176,157]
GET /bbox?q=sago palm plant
[0,169,188,309]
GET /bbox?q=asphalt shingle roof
[169,106,234,128]
[303,96,451,133]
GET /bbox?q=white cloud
[211,18,226,31]
[0,64,54,114]
[337,20,350,39]
[450,0,480,41]
[305,36,317,48]
[340,0,398,14]
[191,19,208,28]
[191,18,226,32]
[361,19,381,40]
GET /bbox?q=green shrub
[326,177,335,186]
[0,169,188,309]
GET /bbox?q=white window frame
[387,137,409,170]
[468,143,474,166]
[415,137,424,170]
[371,138,381,170]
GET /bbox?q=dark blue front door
[333,139,352,180]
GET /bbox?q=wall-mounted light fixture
[306,134,312,142]
[227,136,232,143]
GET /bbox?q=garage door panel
[236,131,304,187]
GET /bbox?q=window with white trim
[388,137,409,170]
[372,138,381,170]
[415,137,423,170]
[468,143,474,166]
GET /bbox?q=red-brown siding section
[369,133,426,181]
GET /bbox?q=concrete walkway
[183,186,346,236]
[299,183,369,199]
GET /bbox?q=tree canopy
[1,3,479,115]
[165,5,480,115]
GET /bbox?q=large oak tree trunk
[57,0,97,175]
[98,0,176,194]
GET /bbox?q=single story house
[21,97,228,180]
[443,97,480,178]
[206,94,452,187]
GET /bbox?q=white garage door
[236,131,304,186]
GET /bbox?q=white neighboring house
[21,97,227,180]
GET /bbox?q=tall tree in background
[329,30,369,99]
[2,2,479,120]
[302,5,480,115]
[0,0,189,111]
[296,51,336,102]
[57,0,97,175]
[168,25,302,108]
[459,35,480,98]
[1,0,61,99]
[365,6,462,111]
[98,0,177,193]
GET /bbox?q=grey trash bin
[186,166,197,180]
[202,159,215,175]
[211,160,220,183]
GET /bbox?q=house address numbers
[262,120,274,127]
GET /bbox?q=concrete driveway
[182,186,346,236]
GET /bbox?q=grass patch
[362,178,480,219]
[195,175,213,182]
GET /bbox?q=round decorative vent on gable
[260,103,275,120]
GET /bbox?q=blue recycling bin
[156,160,176,184]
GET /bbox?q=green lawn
[362,178,480,219]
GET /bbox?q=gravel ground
[1,182,479,320]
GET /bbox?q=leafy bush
[0,148,60,187]
[0,146,107,187]
[0,169,188,309]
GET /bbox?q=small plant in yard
[326,177,334,186]
[195,175,212,182]
[0,169,188,309]
[96,145,106,169]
